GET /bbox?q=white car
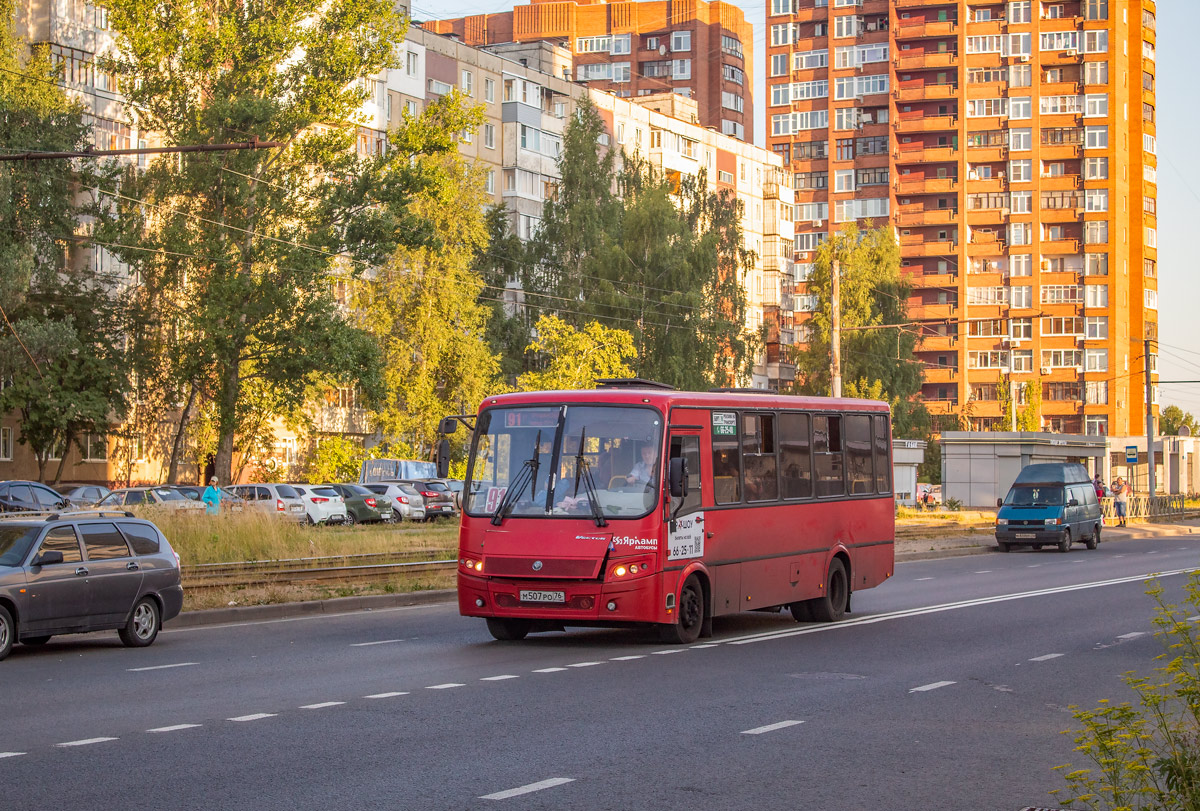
[363,483,425,522]
[226,483,307,522]
[291,484,348,525]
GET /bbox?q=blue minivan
[995,463,1103,553]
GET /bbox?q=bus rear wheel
[808,558,849,623]
[659,575,704,644]
[486,618,531,641]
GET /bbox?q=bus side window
[669,435,703,516]
[742,413,779,502]
[712,435,741,505]
[813,415,845,497]
[779,412,812,499]
[845,414,874,495]
[873,415,891,493]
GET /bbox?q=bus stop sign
[1126,445,1138,464]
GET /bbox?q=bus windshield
[465,405,664,520]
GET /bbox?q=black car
[0,480,70,513]
[59,484,113,507]
[0,511,184,660]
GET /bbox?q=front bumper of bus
[458,571,668,625]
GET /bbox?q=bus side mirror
[996,497,1003,508]
[438,417,458,435]
[436,438,451,478]
[669,458,688,499]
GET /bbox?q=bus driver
[625,444,659,486]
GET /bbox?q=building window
[1084,220,1109,245]
[1011,191,1032,213]
[1085,157,1109,180]
[1085,189,1108,212]
[461,70,473,96]
[1084,93,1108,118]
[1084,30,1108,54]
[0,427,11,461]
[1011,318,1033,340]
[771,53,789,76]
[1084,61,1109,86]
[1010,254,1032,277]
[1084,126,1108,149]
[611,34,631,55]
[672,59,691,80]
[1085,349,1108,372]
[1145,289,1158,309]
[485,170,495,195]
[1009,160,1032,182]
[671,31,691,52]
[1085,316,1108,339]
[483,123,495,149]
[1011,286,1033,308]
[85,433,108,462]
[1085,253,1108,276]
[1084,284,1108,308]
[484,77,494,103]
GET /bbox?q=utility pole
[1145,337,1156,501]
[831,258,842,398]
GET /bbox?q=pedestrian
[202,476,222,516]
[1092,474,1105,501]
[1110,475,1128,527]
[922,486,932,511]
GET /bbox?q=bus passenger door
[665,433,706,574]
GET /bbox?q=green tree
[99,0,458,484]
[1161,405,1199,436]
[299,436,365,484]
[356,147,500,462]
[1017,378,1042,431]
[473,206,534,384]
[516,314,636,391]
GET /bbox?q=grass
[136,508,460,566]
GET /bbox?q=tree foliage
[298,436,366,484]
[516,314,636,391]
[1161,405,1199,437]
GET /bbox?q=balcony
[1039,206,1084,223]
[895,176,958,195]
[910,271,958,289]
[893,20,958,40]
[965,207,1009,226]
[900,238,959,257]
[894,0,958,7]
[967,177,1008,194]
[966,145,1007,163]
[894,114,958,132]
[919,333,958,351]
[966,232,1006,252]
[1039,173,1082,190]
[896,206,957,226]
[1040,142,1082,159]
[896,145,958,164]
[922,365,960,384]
[895,82,958,102]
[894,52,958,71]
[1040,237,1081,254]
[1042,48,1084,66]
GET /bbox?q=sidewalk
[166,518,1200,630]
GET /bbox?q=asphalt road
[3,532,1199,811]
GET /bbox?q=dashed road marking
[1117,632,1146,640]
[741,720,804,735]
[909,681,956,693]
[974,571,992,574]
[0,752,25,759]
[652,649,682,655]
[533,667,567,673]
[481,675,519,681]
[364,692,408,699]
[568,661,603,668]
[300,701,346,710]
[147,724,201,733]
[228,713,276,722]
[426,683,464,690]
[691,644,718,649]
[1029,653,1064,662]
[915,577,934,581]
[57,737,118,747]
[610,655,645,661]
[480,777,575,801]
[1027,564,1041,568]
[127,662,198,672]
[350,639,406,647]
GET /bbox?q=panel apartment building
[427,0,754,141]
[768,0,1159,437]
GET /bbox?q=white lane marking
[426,683,464,690]
[722,567,1196,648]
[147,724,202,733]
[741,720,804,735]
[974,571,992,574]
[915,577,934,581]
[1189,615,1200,623]
[1027,564,1041,568]
[910,681,956,693]
[0,752,26,759]
[1029,653,1064,662]
[652,649,682,655]
[350,639,405,647]
[364,692,408,699]
[480,777,575,801]
[1114,555,1125,558]
[1117,632,1147,640]
[481,675,519,681]
[127,662,198,672]
[568,662,603,668]
[300,701,346,710]
[1148,551,1159,554]
[690,644,718,649]
[533,667,567,673]
[610,655,645,661]
[228,713,275,722]
[57,737,118,747]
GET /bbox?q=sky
[410,0,1200,418]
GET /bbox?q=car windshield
[422,482,450,493]
[0,526,40,567]
[1005,486,1065,507]
[342,484,372,497]
[276,485,299,499]
[312,487,339,497]
[152,488,187,501]
[465,404,663,520]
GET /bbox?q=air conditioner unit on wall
[1041,366,1053,375]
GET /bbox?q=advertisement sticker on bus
[668,512,705,560]
[712,412,737,437]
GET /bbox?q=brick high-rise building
[428,0,754,142]
[769,0,1158,437]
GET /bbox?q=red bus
[446,380,895,644]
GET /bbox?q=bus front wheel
[486,618,531,641]
[659,575,705,644]
[808,559,849,623]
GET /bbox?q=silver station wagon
[0,511,184,660]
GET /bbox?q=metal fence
[1100,495,1187,521]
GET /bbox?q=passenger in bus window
[624,444,659,486]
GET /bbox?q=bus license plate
[520,590,565,603]
[1015,532,1036,539]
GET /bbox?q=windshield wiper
[571,428,608,527]
[491,430,541,526]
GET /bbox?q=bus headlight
[614,565,628,577]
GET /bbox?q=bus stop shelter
[940,432,1107,509]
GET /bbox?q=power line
[0,139,280,162]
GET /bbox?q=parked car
[0,510,184,660]
[225,483,307,522]
[0,481,70,513]
[995,463,1103,553]
[362,482,425,522]
[174,485,247,513]
[401,479,458,520]
[59,485,112,508]
[99,487,205,512]
[321,483,392,525]
[290,484,348,525]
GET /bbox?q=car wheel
[486,618,531,641]
[305,514,315,526]
[808,558,849,623]
[998,542,1011,552]
[658,574,705,644]
[1058,529,1072,553]
[21,635,51,646]
[118,598,161,648]
[1086,525,1100,550]
[345,512,356,526]
[0,605,13,661]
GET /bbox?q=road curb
[166,589,458,628]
